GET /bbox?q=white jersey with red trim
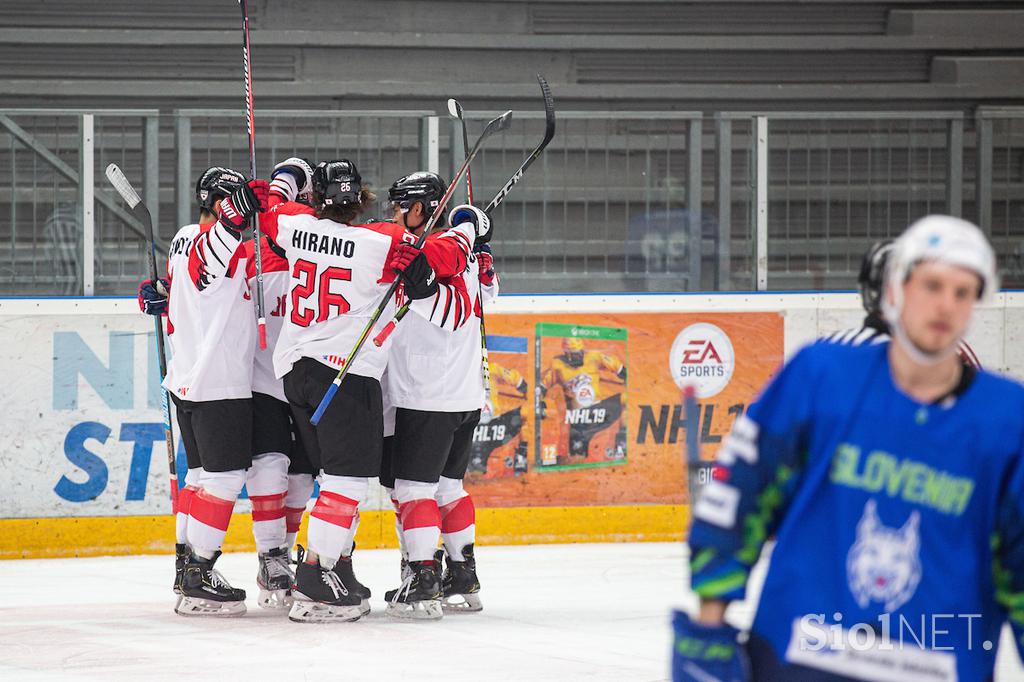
[259,202,475,382]
[388,243,497,413]
[245,236,289,402]
[163,221,255,402]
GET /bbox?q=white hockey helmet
[882,215,997,363]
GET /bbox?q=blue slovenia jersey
[689,341,1024,682]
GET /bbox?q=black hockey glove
[391,243,439,300]
[218,179,269,233]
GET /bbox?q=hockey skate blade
[441,592,482,613]
[359,598,371,616]
[288,596,362,623]
[174,595,247,617]
[257,587,294,610]
[386,599,443,621]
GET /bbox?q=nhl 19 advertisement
[534,323,628,471]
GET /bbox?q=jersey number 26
[291,258,352,326]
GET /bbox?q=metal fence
[1,107,1023,295]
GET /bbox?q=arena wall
[2,292,1021,559]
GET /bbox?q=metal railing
[1,107,1023,295]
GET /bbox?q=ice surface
[0,543,1020,681]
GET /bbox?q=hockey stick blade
[447,98,462,119]
[310,110,512,425]
[105,163,142,209]
[478,75,555,235]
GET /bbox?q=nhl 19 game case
[534,322,628,471]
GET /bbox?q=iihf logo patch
[846,499,921,612]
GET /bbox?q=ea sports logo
[669,323,735,398]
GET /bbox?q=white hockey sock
[394,479,441,562]
[437,476,475,561]
[187,469,246,558]
[342,511,360,558]
[285,473,314,549]
[175,467,202,545]
[247,452,289,552]
[307,474,366,569]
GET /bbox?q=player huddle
[139,158,497,622]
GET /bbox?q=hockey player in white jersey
[676,216,1024,681]
[380,172,494,619]
[255,160,481,622]
[827,238,981,367]
[241,157,319,610]
[140,166,270,616]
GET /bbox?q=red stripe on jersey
[188,488,235,531]
[439,495,475,534]
[285,506,305,533]
[398,498,441,531]
[309,490,358,528]
[250,492,287,522]
[244,236,289,280]
[421,230,468,279]
[449,229,473,255]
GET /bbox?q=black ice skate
[288,546,363,623]
[441,543,483,612]
[173,543,188,595]
[175,551,247,617]
[385,558,443,620]
[333,544,371,616]
[256,546,294,610]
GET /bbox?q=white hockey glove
[448,204,491,241]
[271,157,314,203]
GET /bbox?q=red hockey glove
[475,243,495,286]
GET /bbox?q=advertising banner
[465,311,785,508]
[0,302,784,542]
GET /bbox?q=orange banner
[466,312,784,508]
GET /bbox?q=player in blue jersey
[675,215,1024,682]
[826,238,982,367]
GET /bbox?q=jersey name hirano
[290,229,357,257]
[565,407,608,425]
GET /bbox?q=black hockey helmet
[195,166,247,212]
[311,159,362,207]
[388,172,448,226]
[858,239,895,314]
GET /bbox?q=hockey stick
[105,163,178,512]
[239,0,267,350]
[309,110,513,425]
[448,96,495,406]
[371,75,556,347]
[448,97,475,204]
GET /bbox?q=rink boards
[2,292,1022,559]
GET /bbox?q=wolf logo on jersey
[846,499,922,612]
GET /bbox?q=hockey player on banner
[379,172,495,618]
[257,160,482,622]
[675,215,1024,681]
[241,157,319,610]
[139,166,268,616]
[826,238,982,368]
